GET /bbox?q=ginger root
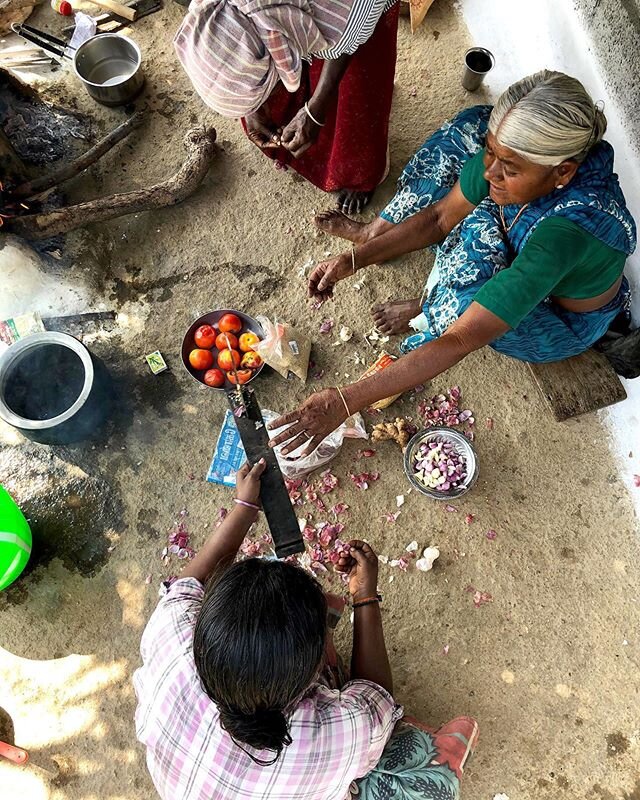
[371,418,417,449]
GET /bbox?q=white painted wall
[458,0,640,513]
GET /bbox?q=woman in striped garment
[174,0,400,214]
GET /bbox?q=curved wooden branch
[12,110,146,200]
[10,127,216,240]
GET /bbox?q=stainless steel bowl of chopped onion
[403,427,478,500]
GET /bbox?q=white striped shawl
[174,0,396,117]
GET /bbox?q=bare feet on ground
[372,298,422,335]
[314,210,370,243]
[337,189,373,215]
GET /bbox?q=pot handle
[11,23,73,59]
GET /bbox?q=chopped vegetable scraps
[357,448,377,458]
[350,471,380,490]
[319,319,334,334]
[417,386,475,434]
[465,585,493,608]
[319,470,339,494]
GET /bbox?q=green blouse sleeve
[459,149,489,206]
[473,219,591,329]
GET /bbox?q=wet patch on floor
[136,507,160,540]
[606,731,630,756]
[0,449,123,605]
[624,780,640,800]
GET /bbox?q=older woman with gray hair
[268,71,637,457]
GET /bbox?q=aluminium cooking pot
[0,332,113,445]
[11,25,144,107]
[73,33,144,107]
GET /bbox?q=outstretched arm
[336,540,392,694]
[181,460,266,583]
[268,303,509,455]
[309,183,475,300]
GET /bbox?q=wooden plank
[527,349,627,422]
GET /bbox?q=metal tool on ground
[0,50,58,69]
[227,387,304,559]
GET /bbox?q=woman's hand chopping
[308,253,352,302]
[267,388,347,456]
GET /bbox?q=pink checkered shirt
[134,578,403,800]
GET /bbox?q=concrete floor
[1,1,640,798]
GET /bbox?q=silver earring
[556,183,564,189]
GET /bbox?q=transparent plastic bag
[253,316,311,382]
[262,409,367,479]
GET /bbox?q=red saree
[242,4,400,194]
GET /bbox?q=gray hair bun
[489,70,607,165]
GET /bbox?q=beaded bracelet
[234,498,261,512]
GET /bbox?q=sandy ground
[1,1,640,798]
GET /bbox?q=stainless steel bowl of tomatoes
[181,310,265,390]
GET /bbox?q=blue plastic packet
[206,410,246,487]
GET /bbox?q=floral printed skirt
[354,718,478,800]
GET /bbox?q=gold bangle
[335,386,352,418]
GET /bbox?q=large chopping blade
[226,387,304,559]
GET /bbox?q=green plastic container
[0,485,32,591]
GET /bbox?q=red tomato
[239,332,260,353]
[189,348,214,370]
[227,369,253,385]
[194,324,216,349]
[241,351,263,370]
[217,348,241,371]
[215,332,238,351]
[218,313,242,334]
[203,368,225,387]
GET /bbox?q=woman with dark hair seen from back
[134,460,478,799]
[194,557,327,761]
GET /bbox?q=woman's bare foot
[314,211,394,244]
[315,210,369,243]
[337,189,373,215]
[372,298,422,335]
